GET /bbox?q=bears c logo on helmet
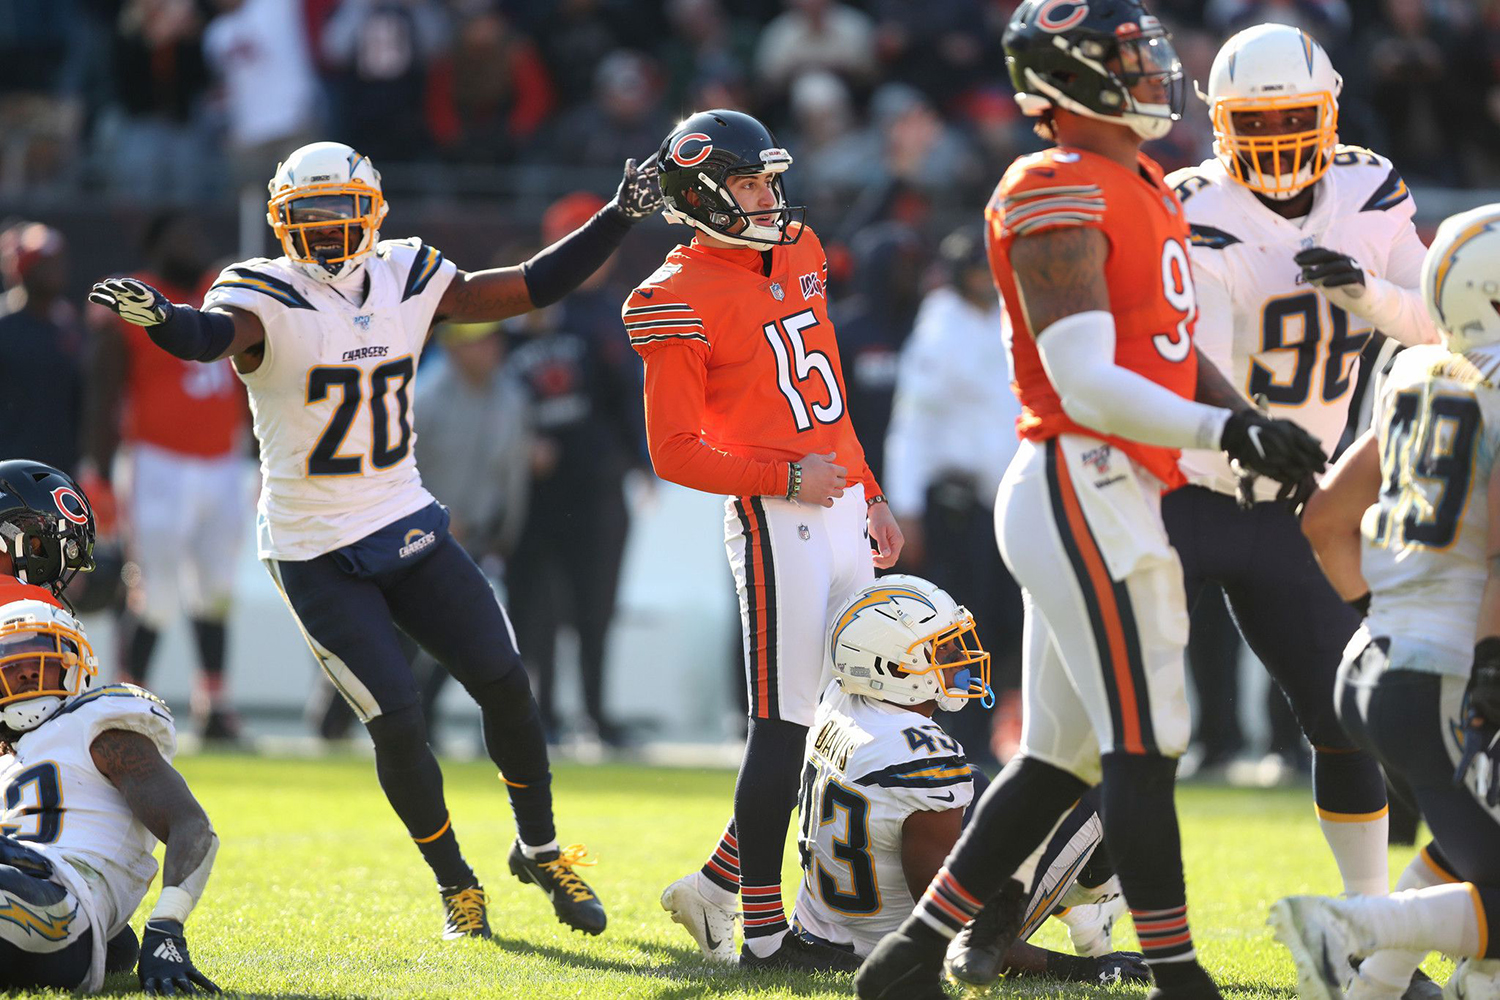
[1036,0,1089,32]
[49,487,89,526]
[669,133,714,168]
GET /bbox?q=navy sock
[733,717,806,935]
[1099,752,1195,967]
[366,705,473,888]
[475,673,556,847]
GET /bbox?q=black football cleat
[944,879,1026,988]
[440,882,492,940]
[855,928,950,1000]
[1145,962,1223,1000]
[740,933,863,973]
[508,841,607,935]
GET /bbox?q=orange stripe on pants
[1052,453,1145,754]
[745,505,771,718]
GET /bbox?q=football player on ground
[0,598,221,995]
[0,460,97,610]
[87,141,664,940]
[1164,27,1445,959]
[1270,206,1500,1000]
[855,3,1326,1000]
[793,576,1149,988]
[633,109,905,971]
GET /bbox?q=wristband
[786,462,802,501]
[866,494,887,507]
[150,885,195,924]
[1349,592,1371,617]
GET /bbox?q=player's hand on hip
[796,452,846,507]
[1220,410,1326,485]
[88,278,173,327]
[867,500,904,569]
[138,920,221,996]
[613,152,663,221]
[1294,246,1366,296]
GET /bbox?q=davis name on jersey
[987,147,1199,490]
[1169,146,1423,498]
[0,685,176,977]
[1359,343,1500,676]
[202,238,458,559]
[793,682,972,956]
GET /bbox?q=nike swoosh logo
[703,915,721,950]
[1246,424,1267,458]
[930,791,956,802]
[638,289,655,299]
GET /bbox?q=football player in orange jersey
[630,109,906,972]
[856,4,1325,1000]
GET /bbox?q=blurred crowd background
[5,0,1500,792]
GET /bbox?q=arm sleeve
[1188,252,1237,372]
[641,343,790,497]
[1038,311,1231,451]
[1320,203,1439,347]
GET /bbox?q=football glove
[1221,409,1327,485]
[1294,246,1366,292]
[139,919,220,996]
[88,278,173,327]
[612,152,663,221]
[1096,951,1152,985]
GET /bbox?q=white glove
[88,278,173,327]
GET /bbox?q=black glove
[139,919,220,996]
[1294,246,1366,291]
[88,278,173,327]
[1454,637,1500,807]
[1096,951,1152,985]
[0,837,53,878]
[612,152,662,221]
[1221,409,1327,484]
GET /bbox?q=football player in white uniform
[1270,206,1500,1000]
[1163,23,1444,921]
[792,577,1150,986]
[87,141,663,940]
[0,599,219,995]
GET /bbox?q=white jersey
[793,683,973,957]
[0,685,177,943]
[1359,344,1500,676]
[202,239,458,559]
[1167,148,1427,499]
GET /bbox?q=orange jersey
[0,575,62,609]
[624,225,879,499]
[117,272,247,458]
[987,148,1198,488]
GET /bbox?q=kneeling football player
[791,576,1150,986]
[0,598,220,995]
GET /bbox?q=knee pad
[364,705,430,768]
[472,669,535,722]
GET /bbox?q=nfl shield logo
[354,314,372,330]
[798,523,810,540]
[770,282,785,301]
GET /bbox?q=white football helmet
[266,141,389,284]
[1204,24,1342,200]
[1421,203,1500,356]
[0,599,97,733]
[828,575,991,713]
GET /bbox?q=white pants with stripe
[724,484,874,726]
[997,437,1192,784]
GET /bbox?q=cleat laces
[445,886,488,935]
[540,845,598,902]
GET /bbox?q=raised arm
[86,278,266,372]
[91,729,220,995]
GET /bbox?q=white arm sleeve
[1321,222,1439,347]
[1037,311,1231,451]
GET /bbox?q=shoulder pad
[1188,223,1243,250]
[209,260,316,311]
[53,683,172,723]
[1329,145,1410,213]
[994,154,1106,238]
[853,750,971,791]
[1165,162,1219,206]
[389,242,446,302]
[622,277,706,350]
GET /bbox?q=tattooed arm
[1012,227,1230,451]
[91,730,216,891]
[434,267,534,324]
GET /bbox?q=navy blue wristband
[520,205,632,308]
[147,303,236,362]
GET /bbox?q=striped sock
[912,867,984,939]
[741,883,788,941]
[1132,904,1196,964]
[700,823,740,895]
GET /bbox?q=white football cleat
[1444,958,1500,1000]
[1268,896,1374,1000]
[661,872,739,964]
[1058,884,1126,957]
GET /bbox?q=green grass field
[52,754,1450,998]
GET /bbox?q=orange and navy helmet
[657,109,804,248]
[0,460,95,602]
